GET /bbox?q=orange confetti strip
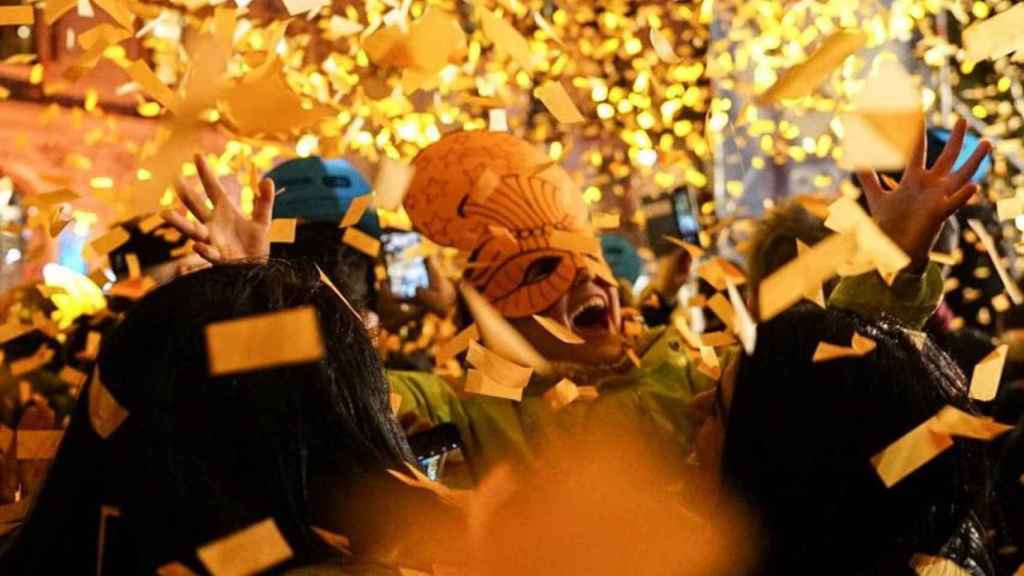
[89,226,130,255]
[969,344,1007,402]
[435,323,480,366]
[466,340,532,391]
[89,368,129,439]
[871,416,953,488]
[532,314,584,344]
[705,293,735,333]
[812,331,876,363]
[543,378,580,411]
[0,5,34,25]
[197,519,293,576]
[342,226,381,257]
[663,235,704,258]
[931,405,1013,440]
[465,369,524,402]
[125,59,180,113]
[125,252,141,279]
[475,2,534,71]
[339,194,373,228]
[534,81,585,124]
[268,218,297,244]
[204,307,325,376]
[58,365,88,388]
[16,430,64,460]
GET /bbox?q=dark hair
[0,260,413,574]
[721,304,991,576]
[745,199,830,292]
[270,223,377,311]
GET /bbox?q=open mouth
[569,295,612,335]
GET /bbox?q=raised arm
[160,154,275,264]
[856,117,991,269]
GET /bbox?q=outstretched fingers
[901,121,928,185]
[943,183,979,218]
[948,138,992,192]
[161,209,211,243]
[855,170,887,210]
[192,242,224,264]
[930,118,967,176]
[174,178,213,222]
[252,178,276,225]
[194,154,230,209]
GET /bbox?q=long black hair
[0,260,414,574]
[721,304,991,576]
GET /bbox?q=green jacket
[390,265,944,485]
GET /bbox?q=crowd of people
[0,117,1021,576]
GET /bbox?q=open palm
[856,117,991,266]
[161,154,275,264]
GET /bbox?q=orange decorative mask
[404,132,612,319]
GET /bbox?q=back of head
[745,198,829,297]
[722,304,987,575]
[1,260,412,574]
[270,223,376,309]
[266,157,381,309]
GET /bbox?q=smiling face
[510,267,624,366]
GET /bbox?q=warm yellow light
[90,177,114,189]
[582,186,602,204]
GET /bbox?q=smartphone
[408,423,462,481]
[644,187,700,256]
[381,232,430,300]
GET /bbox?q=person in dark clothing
[0,261,417,574]
[696,304,994,575]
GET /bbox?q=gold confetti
[962,3,1024,62]
[0,5,34,26]
[968,344,1008,402]
[543,378,580,411]
[339,195,372,228]
[466,340,532,399]
[89,367,129,439]
[756,30,865,104]
[475,3,534,71]
[89,226,131,255]
[871,416,953,488]
[268,219,297,244]
[16,430,65,460]
[205,307,325,376]
[125,253,141,279]
[812,332,877,362]
[342,226,381,257]
[532,314,584,344]
[838,59,923,171]
[534,81,585,124]
[435,324,480,366]
[197,519,293,576]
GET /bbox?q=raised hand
[160,154,275,264]
[415,255,457,316]
[856,118,991,267]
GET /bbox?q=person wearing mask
[160,119,990,486]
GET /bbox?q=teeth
[570,295,607,324]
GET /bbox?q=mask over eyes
[404,132,613,319]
